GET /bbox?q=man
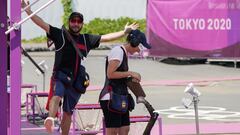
[21,0,139,134]
[99,29,151,135]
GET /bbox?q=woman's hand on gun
[129,71,141,82]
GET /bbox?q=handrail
[21,47,44,74]
[21,0,40,13]
[5,0,56,35]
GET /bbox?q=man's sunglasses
[70,19,83,24]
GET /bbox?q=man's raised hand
[124,22,139,34]
[21,0,31,13]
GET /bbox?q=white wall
[21,0,147,40]
[72,0,147,22]
[21,0,64,40]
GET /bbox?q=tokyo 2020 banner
[147,0,240,58]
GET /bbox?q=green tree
[61,0,72,26]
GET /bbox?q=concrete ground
[20,46,240,134]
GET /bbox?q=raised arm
[100,22,139,42]
[21,0,50,34]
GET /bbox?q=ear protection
[128,33,140,48]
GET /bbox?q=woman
[99,29,151,135]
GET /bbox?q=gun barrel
[143,113,159,135]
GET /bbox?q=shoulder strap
[120,46,128,64]
[82,34,88,57]
[120,46,127,57]
[61,25,84,59]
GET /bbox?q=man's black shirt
[47,25,101,73]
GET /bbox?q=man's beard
[69,26,82,34]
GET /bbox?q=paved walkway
[21,49,240,135]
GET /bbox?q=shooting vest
[99,46,129,99]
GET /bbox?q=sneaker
[44,117,54,133]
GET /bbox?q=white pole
[5,0,56,35]
[193,97,200,135]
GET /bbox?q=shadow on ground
[159,57,207,65]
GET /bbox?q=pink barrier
[72,103,102,135]
[21,84,37,90]
[102,115,162,135]
[87,76,240,92]
[26,92,48,123]
[72,104,162,135]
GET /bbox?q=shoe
[44,117,54,133]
